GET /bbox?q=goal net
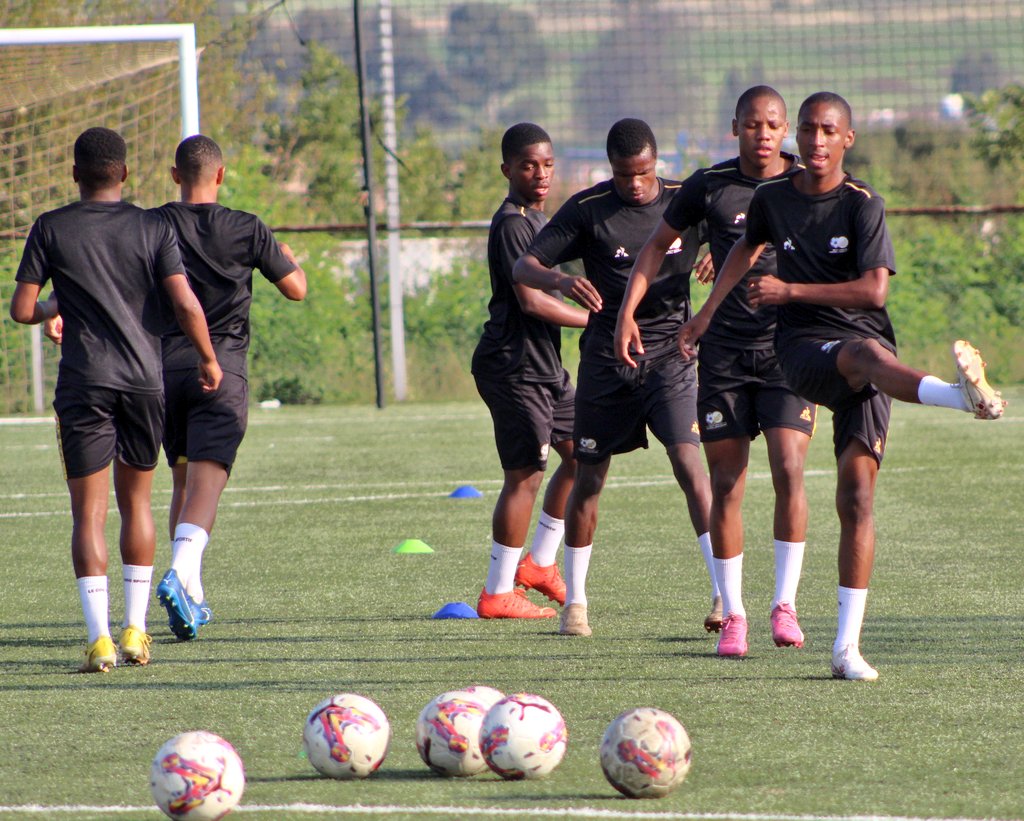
[0,25,198,414]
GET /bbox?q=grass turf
[0,391,1021,820]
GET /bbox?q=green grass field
[1,393,1022,820]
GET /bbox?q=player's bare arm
[9,282,59,326]
[512,252,603,313]
[749,266,889,310]
[163,273,223,393]
[678,236,765,360]
[513,282,590,328]
[275,242,308,301]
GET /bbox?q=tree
[966,83,1024,183]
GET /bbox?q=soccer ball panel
[480,692,567,780]
[600,707,692,798]
[416,686,505,777]
[150,731,245,820]
[302,693,391,779]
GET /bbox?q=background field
[1,393,1022,819]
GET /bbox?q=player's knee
[835,483,874,524]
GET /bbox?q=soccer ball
[600,707,692,798]
[150,731,245,820]
[302,693,391,779]
[415,685,505,776]
[479,692,567,780]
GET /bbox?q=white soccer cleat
[953,340,1005,420]
[831,644,879,681]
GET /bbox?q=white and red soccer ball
[416,685,505,776]
[600,707,692,798]
[479,692,567,780]
[302,693,391,779]
[150,730,245,820]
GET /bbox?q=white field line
[0,804,1007,821]
[2,468,935,520]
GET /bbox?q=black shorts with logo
[475,370,575,471]
[54,383,163,479]
[697,341,816,443]
[778,337,892,464]
[163,368,248,471]
[574,350,699,465]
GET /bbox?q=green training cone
[393,538,434,554]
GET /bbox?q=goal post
[0,23,199,414]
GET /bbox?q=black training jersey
[745,175,897,349]
[664,154,801,350]
[16,200,183,394]
[154,202,295,378]
[528,178,701,363]
[471,196,562,382]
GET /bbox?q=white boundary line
[0,805,1005,820]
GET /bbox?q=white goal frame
[0,24,199,412]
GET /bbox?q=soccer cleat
[770,602,805,648]
[704,595,724,633]
[118,626,152,666]
[831,644,879,681]
[190,597,213,626]
[156,569,197,641]
[476,587,556,619]
[514,554,566,605]
[79,635,117,673]
[717,613,748,657]
[953,340,1005,420]
[559,603,592,636]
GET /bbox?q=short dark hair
[501,122,552,163]
[174,134,223,183]
[798,91,853,127]
[735,85,786,119]
[73,127,126,189]
[606,118,657,161]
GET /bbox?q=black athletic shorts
[475,370,575,471]
[163,368,248,471]
[53,383,163,479]
[697,341,816,443]
[574,350,699,464]
[778,337,892,464]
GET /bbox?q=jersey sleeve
[854,194,896,276]
[662,169,707,232]
[251,217,297,283]
[744,187,774,247]
[153,219,185,281]
[492,213,537,285]
[15,219,50,286]
[528,199,585,267]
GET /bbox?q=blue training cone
[433,601,479,619]
[449,485,483,499]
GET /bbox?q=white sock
[529,511,564,568]
[122,564,153,631]
[564,544,593,605]
[772,539,805,609]
[77,575,110,644]
[172,522,209,601]
[714,555,745,618]
[698,531,719,599]
[834,585,869,653]
[917,375,969,411]
[484,541,523,595]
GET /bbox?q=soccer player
[153,134,307,640]
[472,123,597,619]
[678,91,1005,680]
[10,127,221,672]
[614,86,814,658]
[513,118,714,637]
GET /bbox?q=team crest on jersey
[613,246,629,259]
[800,406,813,422]
[666,237,683,255]
[733,212,746,225]
[704,411,726,430]
[578,437,598,454]
[782,237,796,251]
[829,235,850,254]
[820,340,842,353]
